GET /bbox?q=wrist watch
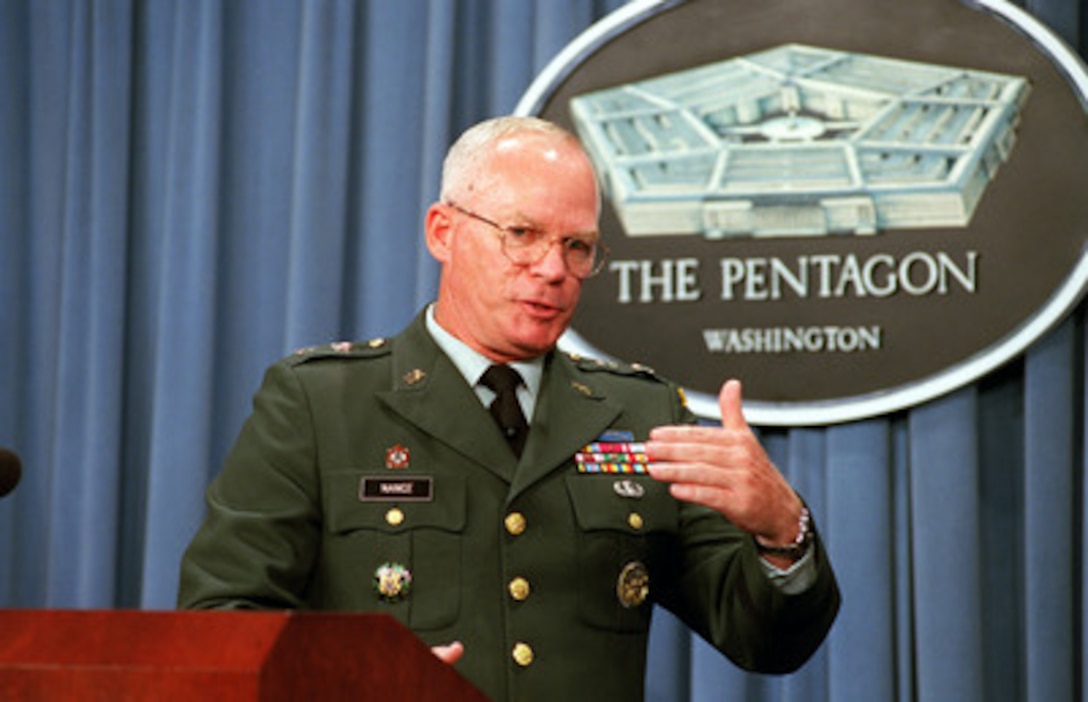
[755,506,813,559]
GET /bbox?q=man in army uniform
[178,116,840,700]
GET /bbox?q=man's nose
[529,240,569,281]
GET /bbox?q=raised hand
[647,379,803,548]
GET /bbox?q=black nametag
[359,476,434,502]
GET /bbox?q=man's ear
[424,203,453,263]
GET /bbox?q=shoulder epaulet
[564,351,687,410]
[287,337,392,365]
[564,352,660,380]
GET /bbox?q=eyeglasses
[445,201,608,279]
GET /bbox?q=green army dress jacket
[178,310,840,701]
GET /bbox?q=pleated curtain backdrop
[0,1,1085,700]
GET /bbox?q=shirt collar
[424,305,544,399]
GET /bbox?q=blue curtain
[0,1,1084,700]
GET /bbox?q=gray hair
[439,116,582,203]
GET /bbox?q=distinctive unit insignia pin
[385,444,410,470]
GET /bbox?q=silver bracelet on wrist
[755,506,812,559]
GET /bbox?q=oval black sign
[518,0,1088,425]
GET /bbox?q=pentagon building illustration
[569,44,1030,238]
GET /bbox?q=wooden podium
[0,609,488,701]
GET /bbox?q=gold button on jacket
[508,576,531,601]
[512,642,534,667]
[504,512,527,536]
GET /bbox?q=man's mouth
[520,299,563,318]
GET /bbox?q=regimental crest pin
[385,444,410,470]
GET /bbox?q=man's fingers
[431,641,465,664]
[649,380,748,443]
[667,480,729,505]
[718,379,748,431]
[648,460,727,484]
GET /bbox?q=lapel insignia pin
[403,368,426,385]
[385,444,410,470]
[571,381,592,396]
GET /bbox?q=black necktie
[480,364,529,457]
